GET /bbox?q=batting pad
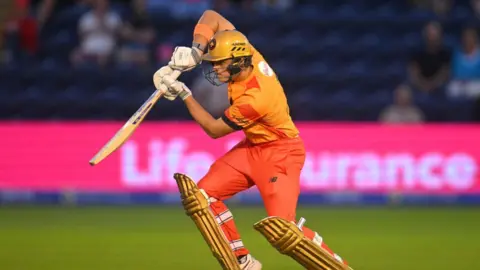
[174,173,241,270]
[254,216,349,270]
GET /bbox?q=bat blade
[89,70,181,166]
[89,89,163,166]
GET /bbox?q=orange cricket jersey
[222,45,299,144]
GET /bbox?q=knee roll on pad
[253,216,349,270]
[174,173,241,270]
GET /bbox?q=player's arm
[167,10,236,73]
[183,96,236,139]
[161,76,237,139]
[182,92,267,139]
[161,75,267,138]
[221,90,268,131]
[192,10,236,53]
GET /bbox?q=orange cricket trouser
[196,137,350,266]
[197,137,317,256]
[198,138,347,264]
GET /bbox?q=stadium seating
[1,0,478,121]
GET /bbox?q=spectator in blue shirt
[452,26,480,80]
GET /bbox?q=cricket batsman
[153,10,352,270]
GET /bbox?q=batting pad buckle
[297,217,306,230]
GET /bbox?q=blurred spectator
[472,0,480,18]
[3,0,39,60]
[408,21,451,93]
[447,26,480,98]
[432,0,452,17]
[191,73,229,118]
[71,0,121,67]
[9,0,92,63]
[117,0,155,66]
[409,0,452,16]
[32,0,90,30]
[379,84,425,123]
[452,27,480,80]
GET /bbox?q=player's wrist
[179,84,192,100]
[192,42,206,55]
[178,91,192,100]
[180,91,192,101]
[191,46,203,64]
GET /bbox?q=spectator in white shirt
[379,84,425,123]
[71,0,121,67]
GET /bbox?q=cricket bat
[89,70,181,166]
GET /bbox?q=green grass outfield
[0,206,478,270]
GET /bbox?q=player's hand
[153,65,173,90]
[169,46,202,72]
[162,75,192,101]
[153,65,178,101]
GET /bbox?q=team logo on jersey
[258,61,274,77]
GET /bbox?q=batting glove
[153,65,174,89]
[153,66,179,101]
[162,75,192,101]
[168,46,202,72]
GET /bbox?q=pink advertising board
[0,122,479,194]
